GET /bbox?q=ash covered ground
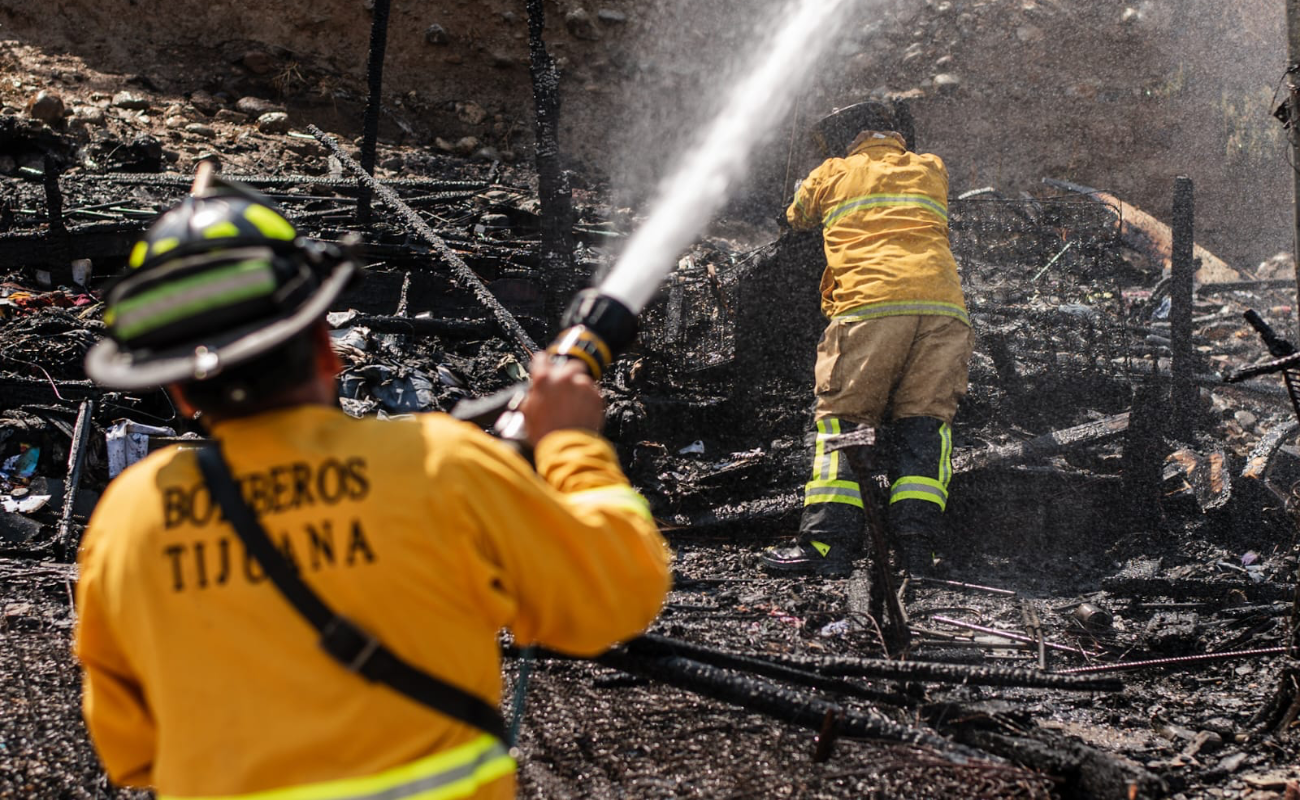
[2,1,1300,798]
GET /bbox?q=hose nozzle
[547,290,638,379]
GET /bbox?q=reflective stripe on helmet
[111,260,278,341]
[128,241,149,269]
[243,203,297,240]
[203,221,243,239]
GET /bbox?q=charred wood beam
[622,636,910,707]
[595,649,984,762]
[56,398,94,556]
[341,313,494,339]
[951,413,1129,474]
[1170,176,1196,427]
[0,376,98,405]
[356,0,392,227]
[951,728,1164,799]
[80,173,489,192]
[308,125,540,357]
[0,226,141,268]
[43,154,66,238]
[526,0,577,334]
[630,634,1121,692]
[1100,575,1294,604]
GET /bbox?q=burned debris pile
[1,143,1298,796]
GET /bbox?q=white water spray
[598,0,853,313]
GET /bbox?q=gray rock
[236,96,283,117]
[932,73,961,94]
[565,8,599,40]
[256,111,291,134]
[454,136,480,155]
[596,9,627,23]
[490,52,516,69]
[380,155,404,170]
[69,106,105,128]
[0,155,16,175]
[1234,410,1258,429]
[184,122,216,138]
[241,50,277,75]
[502,11,517,23]
[456,102,487,125]
[1017,24,1044,43]
[189,90,221,115]
[473,147,502,162]
[27,91,64,123]
[112,91,150,110]
[214,108,246,123]
[424,24,450,45]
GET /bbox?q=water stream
[598,0,855,313]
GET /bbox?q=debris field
[1,2,1299,799]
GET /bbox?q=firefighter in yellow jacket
[761,100,972,577]
[75,178,671,799]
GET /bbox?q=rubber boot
[888,416,952,573]
[761,417,864,577]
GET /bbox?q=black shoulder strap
[196,445,508,742]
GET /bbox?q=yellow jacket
[75,405,671,800]
[787,135,967,323]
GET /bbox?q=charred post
[1169,176,1196,429]
[56,399,94,556]
[356,0,393,227]
[1289,0,1300,320]
[526,0,577,334]
[42,154,66,239]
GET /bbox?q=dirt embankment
[0,0,1292,268]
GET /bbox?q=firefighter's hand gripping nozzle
[450,289,639,440]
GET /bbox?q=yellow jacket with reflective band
[75,405,671,799]
[787,136,967,322]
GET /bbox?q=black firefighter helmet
[85,178,359,390]
[812,99,916,156]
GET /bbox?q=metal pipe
[929,616,1100,658]
[1055,647,1287,676]
[307,126,539,358]
[357,0,393,227]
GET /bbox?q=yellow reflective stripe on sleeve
[159,735,515,800]
[835,300,970,326]
[810,540,831,556]
[889,476,948,510]
[822,193,948,227]
[804,479,864,508]
[566,485,653,522]
[244,204,297,240]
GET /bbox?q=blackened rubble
[2,65,1300,800]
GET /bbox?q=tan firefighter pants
[813,314,972,425]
